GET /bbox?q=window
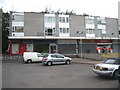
[51,55,57,58]
[86,29,95,34]
[97,18,106,25]
[45,27,55,36]
[15,26,23,32]
[66,17,69,22]
[59,28,69,33]
[104,59,116,64]
[37,54,41,57]
[86,18,94,24]
[45,16,55,23]
[63,28,66,33]
[66,28,69,33]
[60,17,69,23]
[60,28,62,33]
[56,54,64,58]
[101,29,106,34]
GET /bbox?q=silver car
[93,58,120,79]
[42,53,72,66]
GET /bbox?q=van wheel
[47,61,52,66]
[66,60,71,65]
[27,59,32,64]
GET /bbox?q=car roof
[107,58,120,60]
[106,58,120,64]
[49,53,62,55]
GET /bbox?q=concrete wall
[55,14,59,36]
[79,44,97,54]
[106,18,118,37]
[70,15,86,37]
[118,1,120,37]
[57,40,77,54]
[0,9,2,54]
[24,12,44,36]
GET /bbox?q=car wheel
[113,70,118,79]
[27,59,32,64]
[47,61,52,66]
[66,60,71,65]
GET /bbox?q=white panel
[59,15,69,17]
[12,44,19,54]
[98,25,106,29]
[86,34,95,38]
[45,23,55,27]
[59,23,69,28]
[12,22,24,26]
[59,33,70,37]
[12,32,24,36]
[27,44,33,52]
[13,12,24,15]
[85,16,94,19]
[44,14,55,28]
[86,24,95,29]
[45,14,55,17]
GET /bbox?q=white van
[23,52,43,63]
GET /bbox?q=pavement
[1,55,104,65]
[72,58,103,65]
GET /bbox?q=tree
[2,12,10,54]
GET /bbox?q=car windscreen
[104,59,116,64]
[43,54,49,58]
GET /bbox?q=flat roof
[8,36,120,40]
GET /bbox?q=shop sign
[11,40,21,43]
[96,40,112,43]
[82,39,96,43]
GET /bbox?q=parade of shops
[8,12,120,55]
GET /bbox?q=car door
[56,54,66,64]
[51,54,58,64]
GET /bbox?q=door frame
[49,43,57,53]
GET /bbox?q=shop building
[8,12,119,55]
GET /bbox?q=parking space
[2,62,118,88]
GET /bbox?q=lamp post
[80,39,83,59]
[77,31,83,59]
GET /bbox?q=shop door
[50,44,57,53]
[19,44,26,55]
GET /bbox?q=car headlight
[101,67,108,71]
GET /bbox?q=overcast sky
[1,0,120,18]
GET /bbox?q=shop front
[96,40,113,53]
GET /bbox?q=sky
[0,0,120,18]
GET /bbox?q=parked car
[23,52,43,63]
[42,53,72,66]
[118,66,120,89]
[93,58,120,79]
